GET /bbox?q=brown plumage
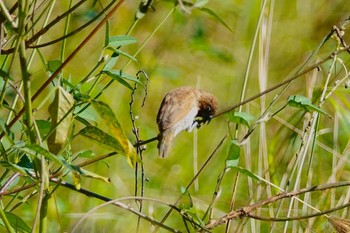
[156,86,218,157]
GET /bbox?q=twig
[0,0,126,140]
[56,180,182,233]
[153,134,228,233]
[205,181,350,229]
[134,45,350,148]
[129,70,149,232]
[332,25,350,54]
[214,45,350,118]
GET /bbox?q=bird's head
[195,91,218,127]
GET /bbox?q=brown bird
[156,86,218,157]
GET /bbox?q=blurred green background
[2,0,350,232]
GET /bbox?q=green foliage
[225,111,255,128]
[226,140,240,167]
[286,95,331,117]
[0,0,350,232]
[0,212,31,233]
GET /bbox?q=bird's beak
[206,115,213,124]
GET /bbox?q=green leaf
[185,210,205,228]
[35,120,51,138]
[15,144,73,172]
[199,8,233,33]
[0,69,12,80]
[225,111,254,127]
[72,165,111,183]
[103,70,143,90]
[91,100,122,129]
[102,52,119,72]
[106,47,137,62]
[89,100,139,167]
[103,70,132,90]
[47,60,62,74]
[3,212,31,233]
[62,78,76,90]
[231,166,261,181]
[226,140,240,168]
[76,150,95,158]
[79,126,125,152]
[48,87,75,154]
[287,95,331,117]
[107,35,137,47]
[17,155,33,169]
[177,188,193,211]
[0,161,33,175]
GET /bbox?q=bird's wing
[157,87,198,130]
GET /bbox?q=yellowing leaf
[79,126,125,152]
[72,165,111,183]
[82,101,139,167]
[72,171,81,190]
[48,87,74,154]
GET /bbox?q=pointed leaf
[232,166,261,181]
[107,35,137,47]
[79,126,125,152]
[106,47,137,62]
[225,111,254,127]
[76,150,95,158]
[48,87,75,154]
[72,171,81,190]
[185,210,205,227]
[91,100,122,129]
[287,95,331,116]
[15,144,73,173]
[0,161,33,175]
[226,140,240,168]
[102,52,119,72]
[103,70,143,90]
[36,120,51,138]
[177,188,193,211]
[103,70,132,90]
[0,69,12,80]
[199,8,233,33]
[47,60,62,74]
[72,165,111,183]
[91,101,139,167]
[4,212,31,233]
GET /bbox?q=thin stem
[0,0,126,140]
[0,1,17,28]
[0,206,15,233]
[214,45,350,118]
[153,134,227,233]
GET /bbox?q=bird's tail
[158,129,174,158]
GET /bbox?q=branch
[214,45,350,118]
[55,180,182,233]
[205,181,350,229]
[0,0,126,140]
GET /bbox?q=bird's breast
[172,105,198,136]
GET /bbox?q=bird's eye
[206,106,211,111]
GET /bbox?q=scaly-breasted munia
[156,86,218,157]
